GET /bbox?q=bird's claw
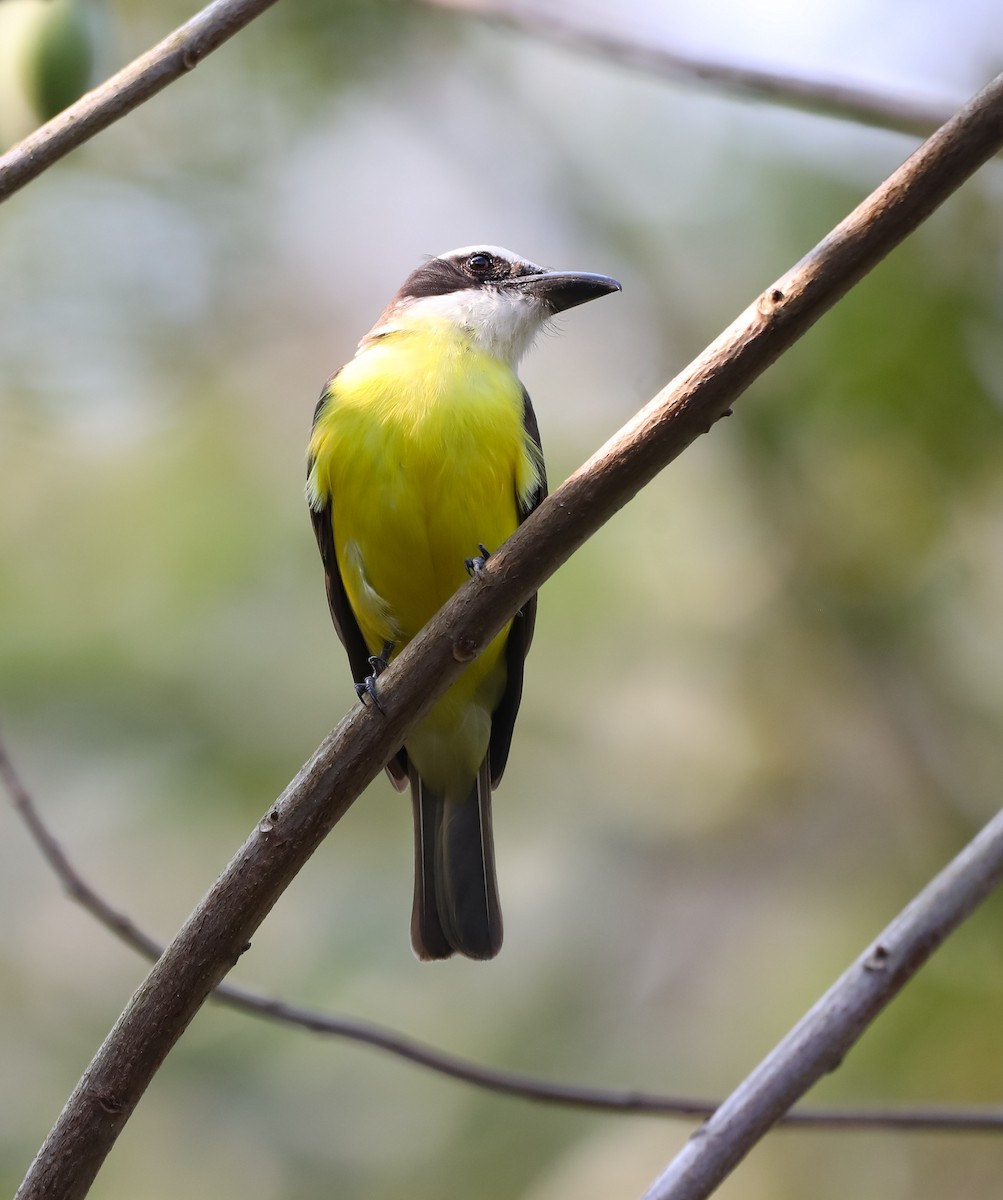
[355,674,384,714]
[465,543,492,578]
[355,645,392,714]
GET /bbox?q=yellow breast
[308,318,540,787]
[310,318,537,639]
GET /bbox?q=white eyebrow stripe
[436,245,544,273]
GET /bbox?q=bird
[307,245,620,960]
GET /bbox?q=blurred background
[3,1,1003,1197]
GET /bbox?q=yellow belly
[309,320,539,794]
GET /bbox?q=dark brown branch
[420,0,956,139]
[14,66,1003,1200]
[0,0,282,205]
[3,730,1002,1134]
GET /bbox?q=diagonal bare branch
[13,69,1003,1200]
[4,729,1003,1134]
[0,0,973,212]
[420,0,958,139]
[0,0,282,204]
[642,806,1003,1199]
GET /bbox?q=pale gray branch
[421,0,957,139]
[0,0,971,212]
[642,807,1003,1200]
[0,0,965,213]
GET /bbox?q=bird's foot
[465,544,492,578]
[355,642,394,714]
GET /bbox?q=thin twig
[0,734,163,960]
[0,0,972,210]
[4,730,1000,1133]
[420,0,958,139]
[0,0,282,204]
[642,808,1003,1200]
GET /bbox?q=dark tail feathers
[410,760,502,961]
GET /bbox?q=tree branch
[642,807,1003,1200]
[0,0,969,213]
[0,0,972,211]
[0,0,282,205]
[12,68,1003,1199]
[420,0,957,140]
[4,729,1003,1134]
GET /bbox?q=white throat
[371,288,548,369]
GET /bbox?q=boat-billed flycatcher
[307,246,620,960]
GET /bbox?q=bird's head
[364,246,621,366]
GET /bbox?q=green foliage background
[3,2,1003,1197]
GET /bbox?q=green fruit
[20,0,95,121]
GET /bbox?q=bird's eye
[466,253,491,274]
